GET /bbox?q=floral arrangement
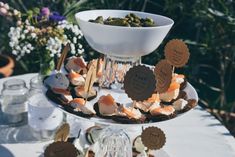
[0,2,84,75]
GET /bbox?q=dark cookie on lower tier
[93,102,125,120]
[176,90,188,100]
[178,99,197,113]
[66,106,94,118]
[112,114,146,124]
[71,87,97,101]
[180,79,187,90]
[146,113,177,122]
[160,90,188,105]
[93,102,115,119]
[46,89,69,105]
[44,141,78,157]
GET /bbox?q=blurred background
[0,0,234,135]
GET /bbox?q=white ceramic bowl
[75,10,174,57]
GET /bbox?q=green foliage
[0,0,234,115]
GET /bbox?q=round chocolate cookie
[44,141,78,157]
[154,60,172,93]
[141,127,166,150]
[164,39,190,68]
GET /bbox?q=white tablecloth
[0,73,235,157]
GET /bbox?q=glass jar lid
[3,79,26,90]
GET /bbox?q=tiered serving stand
[46,10,199,157]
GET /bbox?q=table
[0,73,235,157]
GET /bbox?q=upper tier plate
[75,10,174,57]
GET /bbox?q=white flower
[26,49,30,54]
[70,43,75,49]
[73,37,77,44]
[20,34,25,39]
[26,25,35,31]
[16,27,21,32]
[12,50,17,55]
[78,44,82,49]
[46,37,62,57]
[25,20,30,26]
[23,29,29,34]
[77,49,84,54]
[8,26,33,58]
[31,33,36,39]
[57,53,61,57]
[10,27,14,32]
[23,46,27,51]
[9,42,14,48]
[16,46,21,50]
[17,21,22,26]
[13,9,20,16]
[70,43,76,54]
[4,4,9,10]
[8,27,21,39]
[57,21,84,55]
[0,2,4,7]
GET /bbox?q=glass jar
[0,79,28,125]
[95,126,132,157]
[28,75,64,140]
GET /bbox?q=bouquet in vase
[0,2,84,75]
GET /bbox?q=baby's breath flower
[8,25,35,59]
[46,37,62,57]
[57,20,84,56]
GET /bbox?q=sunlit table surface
[0,73,235,157]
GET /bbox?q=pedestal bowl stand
[48,10,197,157]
